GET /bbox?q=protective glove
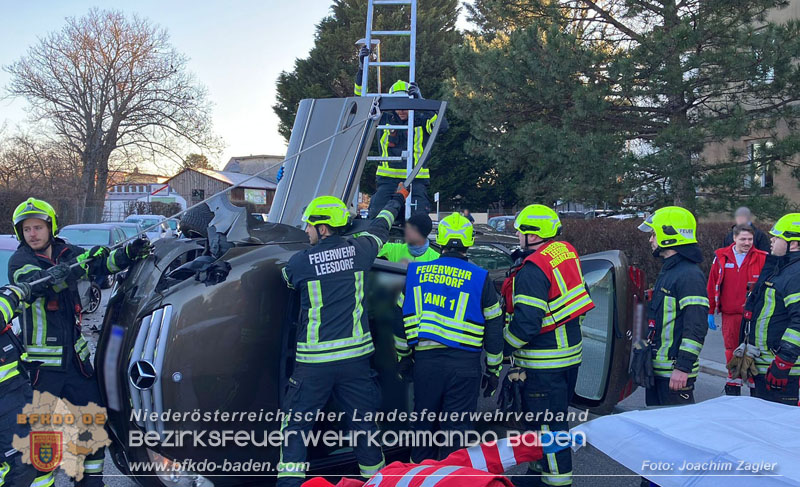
[46,263,72,286]
[497,367,526,412]
[358,46,371,67]
[481,369,500,398]
[125,237,153,261]
[397,356,413,383]
[407,82,422,99]
[76,246,109,275]
[766,355,794,391]
[276,165,284,182]
[708,314,717,330]
[1,283,31,307]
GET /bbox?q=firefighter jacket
[648,246,709,378]
[8,238,134,374]
[282,201,402,365]
[745,251,800,375]
[0,286,30,395]
[378,242,440,263]
[398,253,504,371]
[706,244,766,316]
[302,432,555,487]
[353,72,448,180]
[502,241,594,370]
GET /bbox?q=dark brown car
[95,97,647,486]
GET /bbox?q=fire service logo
[31,431,63,471]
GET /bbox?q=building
[222,154,284,182]
[701,0,800,211]
[104,182,186,222]
[167,167,276,213]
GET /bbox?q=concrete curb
[699,358,729,378]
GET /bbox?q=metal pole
[405,0,417,219]
[361,0,374,96]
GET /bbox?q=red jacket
[706,244,766,315]
[302,433,552,487]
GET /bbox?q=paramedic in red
[706,223,767,395]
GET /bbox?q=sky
[0,0,363,173]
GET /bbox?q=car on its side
[96,96,647,486]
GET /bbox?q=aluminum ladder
[359,0,418,218]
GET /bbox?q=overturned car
[95,96,647,486]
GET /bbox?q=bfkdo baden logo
[31,431,63,471]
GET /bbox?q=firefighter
[398,212,503,462]
[706,223,766,395]
[8,197,151,487]
[355,46,448,217]
[377,212,439,264]
[637,207,709,407]
[743,213,800,406]
[0,283,37,487]
[278,189,407,487]
[501,205,595,487]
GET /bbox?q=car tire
[180,203,214,238]
[85,283,102,314]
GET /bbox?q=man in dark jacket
[278,190,407,487]
[399,212,504,462]
[722,207,771,252]
[742,213,800,406]
[8,198,150,486]
[638,207,709,406]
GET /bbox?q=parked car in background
[487,215,516,233]
[124,214,168,241]
[0,234,102,314]
[59,223,130,290]
[115,222,145,240]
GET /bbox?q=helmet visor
[637,214,654,233]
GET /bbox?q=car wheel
[85,284,102,314]
[180,203,214,238]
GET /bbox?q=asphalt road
[62,291,729,487]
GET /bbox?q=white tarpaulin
[572,396,800,487]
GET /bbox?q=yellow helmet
[12,198,58,241]
[514,204,562,239]
[389,80,410,95]
[301,196,350,228]
[638,206,697,248]
[769,213,800,242]
[436,212,474,247]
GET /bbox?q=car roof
[61,223,119,230]
[0,235,19,251]
[125,215,164,219]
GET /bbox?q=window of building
[745,141,774,189]
[191,189,205,203]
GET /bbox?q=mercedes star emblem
[129,360,158,390]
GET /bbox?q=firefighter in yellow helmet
[278,189,407,486]
[741,213,800,405]
[353,46,448,217]
[500,205,594,487]
[638,206,709,407]
[9,197,151,486]
[397,212,503,462]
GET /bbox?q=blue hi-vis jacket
[401,256,503,356]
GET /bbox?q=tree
[273,0,507,210]
[6,9,221,222]
[453,4,631,207]
[182,153,214,171]
[457,0,800,215]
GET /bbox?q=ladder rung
[368,156,406,161]
[373,0,412,4]
[378,125,409,130]
[370,61,410,67]
[371,30,411,36]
